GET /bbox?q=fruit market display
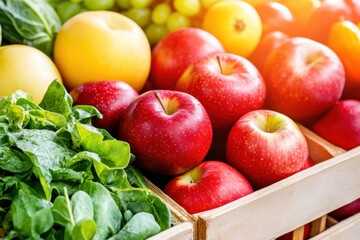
[1,0,360,239]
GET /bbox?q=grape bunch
[47,0,205,46]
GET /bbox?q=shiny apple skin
[118,90,213,175]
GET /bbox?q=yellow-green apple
[150,27,225,90]
[175,52,266,136]
[247,31,289,71]
[262,37,345,125]
[311,99,360,151]
[118,90,213,175]
[329,198,360,220]
[226,109,309,189]
[163,160,253,214]
[70,80,139,137]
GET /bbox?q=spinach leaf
[8,129,76,199]
[81,181,122,240]
[11,182,53,239]
[108,212,161,240]
[0,146,32,173]
[52,188,96,240]
[115,188,171,231]
[0,0,61,57]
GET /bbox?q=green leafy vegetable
[0,0,61,56]
[108,212,161,240]
[0,80,171,239]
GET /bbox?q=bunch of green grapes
[47,0,118,23]
[116,0,202,46]
[48,0,203,46]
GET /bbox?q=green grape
[166,12,190,32]
[122,8,151,28]
[129,0,153,8]
[55,1,86,23]
[116,0,131,9]
[173,0,201,16]
[69,0,83,3]
[83,0,115,10]
[145,23,169,46]
[151,3,172,25]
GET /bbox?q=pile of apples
[64,0,360,226]
[2,0,360,238]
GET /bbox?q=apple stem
[154,91,168,114]
[216,55,224,74]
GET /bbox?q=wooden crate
[191,125,360,240]
[147,124,360,240]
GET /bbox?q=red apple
[70,80,139,136]
[175,52,266,136]
[226,109,309,189]
[255,2,298,36]
[150,27,225,90]
[118,90,213,175]
[164,160,254,214]
[247,31,290,71]
[329,198,360,221]
[311,99,360,151]
[262,37,345,125]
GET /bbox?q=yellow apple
[53,10,151,92]
[0,44,62,103]
[202,0,262,57]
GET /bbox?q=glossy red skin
[330,198,360,220]
[262,37,345,125]
[255,2,297,36]
[150,27,225,90]
[164,161,254,214]
[226,110,309,189]
[305,0,355,44]
[276,223,310,240]
[70,80,139,136]
[311,99,360,151]
[247,31,290,71]
[175,52,266,136]
[118,90,213,175]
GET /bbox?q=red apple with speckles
[118,90,213,175]
[226,109,309,189]
[164,160,254,214]
[150,27,225,90]
[262,37,345,125]
[175,52,266,136]
[311,99,360,151]
[70,80,139,136]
